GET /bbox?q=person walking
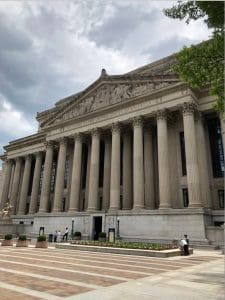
[53,230,57,243]
[63,227,69,241]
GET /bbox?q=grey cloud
[0,14,32,51]
[88,5,159,50]
[0,5,83,117]
[142,36,192,61]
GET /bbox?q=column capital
[73,133,83,143]
[58,137,68,145]
[156,109,167,120]
[91,128,101,137]
[5,158,13,165]
[15,157,23,163]
[111,122,121,133]
[182,101,198,115]
[44,140,54,149]
[24,154,33,162]
[34,151,43,161]
[132,116,143,127]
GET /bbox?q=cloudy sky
[0,0,211,160]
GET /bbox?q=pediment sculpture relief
[53,81,173,124]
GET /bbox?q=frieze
[53,81,173,124]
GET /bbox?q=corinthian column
[133,117,144,209]
[123,129,132,209]
[0,159,13,209]
[87,129,100,211]
[69,134,83,211]
[10,157,22,214]
[84,141,91,210]
[102,135,111,210]
[39,141,54,213]
[18,155,32,215]
[144,125,155,209]
[53,137,68,212]
[29,152,43,214]
[109,123,121,211]
[157,110,171,208]
[182,102,201,207]
[18,155,32,214]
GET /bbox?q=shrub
[99,232,106,238]
[74,231,81,237]
[18,235,27,241]
[4,234,12,240]
[37,235,46,242]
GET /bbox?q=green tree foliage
[163,1,224,111]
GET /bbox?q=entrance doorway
[93,216,102,240]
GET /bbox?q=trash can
[108,228,115,243]
[48,234,53,243]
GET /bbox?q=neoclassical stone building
[0,54,224,244]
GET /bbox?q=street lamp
[71,218,75,240]
[117,217,120,239]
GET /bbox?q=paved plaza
[0,246,223,299]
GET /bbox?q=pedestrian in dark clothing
[63,227,69,241]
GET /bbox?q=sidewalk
[71,250,224,300]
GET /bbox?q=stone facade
[0,54,224,244]
[0,168,3,201]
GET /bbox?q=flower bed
[71,240,177,251]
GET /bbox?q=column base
[36,210,48,215]
[159,205,172,209]
[188,204,203,208]
[108,207,120,212]
[68,209,79,213]
[133,205,145,210]
[17,211,25,215]
[86,207,98,212]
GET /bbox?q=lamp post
[117,217,120,239]
[71,218,75,240]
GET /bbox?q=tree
[163,1,224,112]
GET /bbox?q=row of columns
[1,102,203,214]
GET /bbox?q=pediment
[42,75,179,128]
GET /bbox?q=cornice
[4,132,46,152]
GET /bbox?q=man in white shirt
[179,237,189,255]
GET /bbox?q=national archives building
[0,55,224,244]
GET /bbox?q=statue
[0,202,13,220]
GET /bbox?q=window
[50,160,57,192]
[38,164,44,194]
[99,196,103,211]
[179,132,187,176]
[214,221,224,227]
[207,118,224,178]
[64,158,69,188]
[62,197,66,212]
[218,190,224,208]
[182,188,189,207]
[120,195,123,210]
